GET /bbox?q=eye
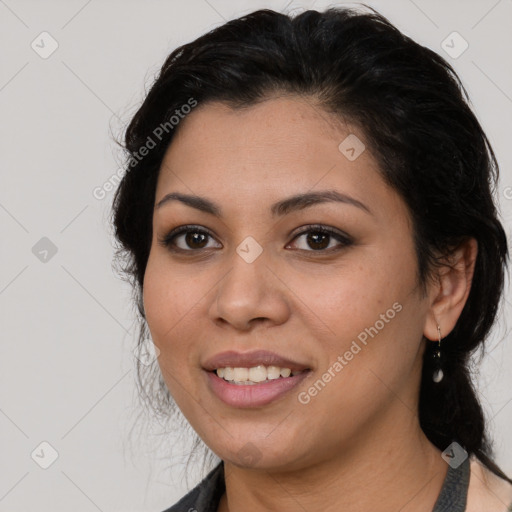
[158,224,353,254]
[158,225,221,252]
[287,224,353,252]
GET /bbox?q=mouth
[204,367,312,408]
[202,349,312,407]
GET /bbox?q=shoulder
[466,455,512,512]
[161,485,202,512]
[160,461,225,512]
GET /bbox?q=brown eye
[158,225,221,251]
[288,225,353,252]
[182,231,209,249]
[305,232,330,250]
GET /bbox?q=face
[143,96,433,471]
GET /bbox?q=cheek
[295,249,412,343]
[143,257,198,370]
[294,249,421,399]
[303,309,423,431]
[295,307,422,444]
[143,250,207,330]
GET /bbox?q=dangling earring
[432,325,444,383]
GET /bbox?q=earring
[432,325,444,383]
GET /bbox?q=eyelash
[157,224,353,255]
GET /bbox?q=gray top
[161,455,509,512]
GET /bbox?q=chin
[215,438,309,472]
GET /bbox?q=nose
[209,249,291,332]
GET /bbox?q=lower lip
[205,370,311,408]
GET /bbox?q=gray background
[1,0,511,510]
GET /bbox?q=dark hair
[111,5,511,482]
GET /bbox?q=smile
[205,367,311,407]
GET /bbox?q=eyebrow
[155,190,372,217]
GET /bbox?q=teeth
[215,365,305,384]
[249,366,267,382]
[233,367,249,381]
[280,368,291,378]
[267,366,281,380]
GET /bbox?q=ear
[423,238,478,341]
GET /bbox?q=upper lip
[202,350,311,372]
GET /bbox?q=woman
[111,6,512,511]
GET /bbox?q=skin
[142,95,478,512]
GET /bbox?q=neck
[219,408,448,512]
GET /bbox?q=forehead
[168,95,353,156]
[155,95,406,224]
